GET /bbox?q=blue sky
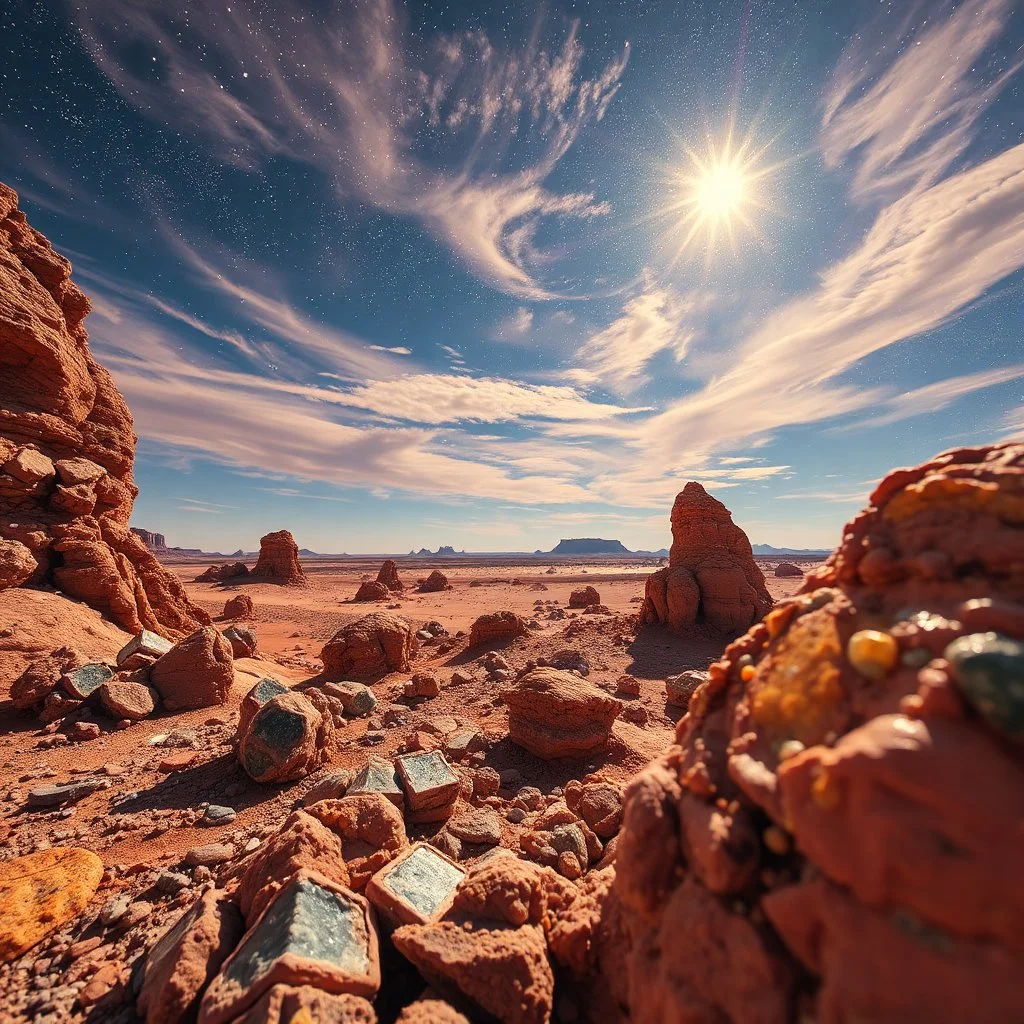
[2,0,1022,553]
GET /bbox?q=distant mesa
[549,538,629,555]
[131,528,166,550]
[751,542,829,557]
[407,545,464,557]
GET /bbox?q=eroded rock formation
[615,443,1024,1022]
[0,182,208,639]
[250,530,306,586]
[641,481,771,634]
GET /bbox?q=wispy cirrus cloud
[821,0,1023,200]
[74,0,628,298]
[576,283,698,392]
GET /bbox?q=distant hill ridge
[751,543,830,557]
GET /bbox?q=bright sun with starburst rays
[659,131,779,263]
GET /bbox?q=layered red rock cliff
[615,443,1024,1022]
[0,182,208,638]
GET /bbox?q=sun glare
[659,131,778,263]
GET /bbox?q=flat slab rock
[448,808,503,846]
[117,629,172,667]
[347,758,404,808]
[198,870,379,1024]
[366,842,466,927]
[27,777,110,807]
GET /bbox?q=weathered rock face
[501,667,621,759]
[615,443,1024,1023]
[130,528,166,550]
[250,530,307,585]
[641,481,771,634]
[0,183,208,639]
[320,613,413,681]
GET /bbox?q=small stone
[27,778,109,808]
[61,663,113,701]
[507,808,527,824]
[100,895,130,926]
[448,808,502,846]
[615,674,641,696]
[223,625,257,659]
[846,629,899,680]
[185,844,235,867]
[366,842,466,927]
[203,805,237,826]
[70,721,101,741]
[159,751,197,773]
[444,729,486,761]
[665,670,709,709]
[403,672,441,699]
[323,681,378,718]
[116,630,172,668]
[302,770,355,805]
[156,871,190,894]
[430,830,463,861]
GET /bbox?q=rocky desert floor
[0,553,810,1023]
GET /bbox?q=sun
[658,132,777,263]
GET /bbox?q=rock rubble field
[1,183,1021,1023]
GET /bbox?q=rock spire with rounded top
[250,529,307,586]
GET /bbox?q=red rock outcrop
[641,481,771,634]
[354,580,389,602]
[615,443,1024,1023]
[376,559,403,592]
[774,561,803,578]
[320,613,413,681]
[568,585,600,609]
[419,569,451,593]
[0,183,208,639]
[250,530,307,585]
[196,562,250,584]
[223,594,254,619]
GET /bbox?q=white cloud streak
[74,0,628,298]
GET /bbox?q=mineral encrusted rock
[0,182,208,638]
[615,443,1024,1023]
[641,481,772,634]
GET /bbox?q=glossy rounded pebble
[846,629,899,680]
[945,632,1024,743]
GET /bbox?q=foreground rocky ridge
[0,183,206,638]
[616,442,1024,1022]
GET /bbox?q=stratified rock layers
[615,443,1024,1023]
[641,481,771,634]
[0,182,207,639]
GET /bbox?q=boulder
[250,530,307,586]
[468,611,528,647]
[354,581,389,602]
[223,624,257,658]
[323,681,378,717]
[320,613,413,681]
[418,570,451,593]
[238,691,335,783]
[501,667,620,759]
[774,561,803,577]
[150,626,234,710]
[238,676,290,736]
[568,585,600,608]
[640,482,771,634]
[614,443,1024,1024]
[376,559,403,592]
[223,594,254,618]
[138,889,244,1024]
[0,848,103,963]
[665,669,709,709]
[404,671,440,699]
[0,186,209,634]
